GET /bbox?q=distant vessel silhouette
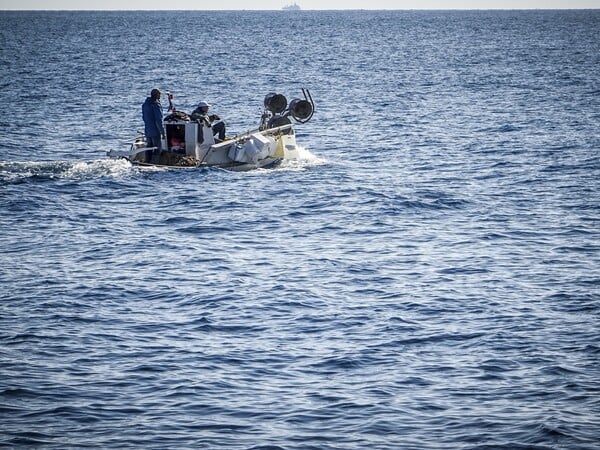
[282,2,301,10]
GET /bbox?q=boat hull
[108,123,297,172]
[128,156,283,171]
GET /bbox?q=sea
[1,9,599,449]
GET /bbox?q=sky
[0,0,598,9]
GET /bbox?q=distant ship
[282,2,301,10]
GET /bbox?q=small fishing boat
[107,89,314,171]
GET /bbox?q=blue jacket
[142,97,164,137]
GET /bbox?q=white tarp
[228,133,275,163]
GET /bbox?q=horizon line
[1,7,599,10]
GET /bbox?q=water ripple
[1,9,599,450]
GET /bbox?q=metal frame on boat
[107,89,315,171]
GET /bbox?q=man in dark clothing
[190,100,226,142]
[142,88,165,163]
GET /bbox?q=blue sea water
[1,9,599,449]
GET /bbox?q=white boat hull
[107,123,300,171]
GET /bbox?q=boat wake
[0,159,133,185]
[276,146,327,171]
[0,149,326,185]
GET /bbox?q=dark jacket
[142,97,164,137]
[190,107,208,123]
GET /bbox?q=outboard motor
[267,115,292,129]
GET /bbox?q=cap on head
[151,88,161,99]
[197,101,211,108]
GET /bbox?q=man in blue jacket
[142,88,165,163]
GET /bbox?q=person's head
[150,88,161,100]
[197,100,210,113]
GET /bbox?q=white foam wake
[0,158,133,184]
[278,146,328,171]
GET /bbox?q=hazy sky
[1,0,599,9]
